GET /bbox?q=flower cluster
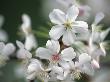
[24,4,109,82]
[0,0,110,82]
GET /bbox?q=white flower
[61,53,94,79]
[56,0,91,21]
[16,40,32,59]
[36,40,76,66]
[89,12,110,57]
[0,42,15,66]
[27,59,50,82]
[0,42,15,56]
[21,14,31,35]
[25,34,37,51]
[0,15,8,42]
[49,5,88,45]
[50,66,65,81]
[21,14,37,51]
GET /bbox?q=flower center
[38,71,49,81]
[52,54,60,61]
[71,69,81,80]
[64,19,73,29]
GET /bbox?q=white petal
[49,25,65,40]
[21,14,31,28]
[59,60,70,77]
[25,34,37,51]
[16,40,24,49]
[61,47,76,61]
[91,59,100,69]
[2,43,15,56]
[0,30,8,42]
[52,66,64,80]
[79,53,91,65]
[0,42,5,52]
[26,72,36,80]
[59,60,70,70]
[46,40,60,53]
[62,30,75,46]
[17,49,32,59]
[72,25,89,41]
[81,63,94,76]
[100,28,110,41]
[99,42,106,56]
[36,47,53,60]
[21,14,32,35]
[49,9,66,24]
[92,48,105,57]
[27,59,42,73]
[66,5,79,21]
[91,32,101,43]
[73,21,88,29]
[94,12,104,25]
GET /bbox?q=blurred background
[0,0,110,82]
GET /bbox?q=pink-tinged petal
[91,59,100,69]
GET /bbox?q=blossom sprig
[0,42,15,67]
[0,1,109,82]
[22,5,109,82]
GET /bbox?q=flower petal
[36,47,53,60]
[49,25,65,40]
[61,47,76,61]
[27,59,42,80]
[49,9,66,24]
[94,12,104,25]
[0,42,5,52]
[81,63,94,76]
[62,30,75,46]
[100,28,110,41]
[17,49,32,59]
[73,21,88,29]
[91,59,100,69]
[46,40,60,53]
[52,66,64,80]
[21,14,31,28]
[2,43,15,56]
[72,27,89,41]
[79,53,91,65]
[25,34,37,51]
[16,40,24,49]
[66,5,79,21]
[0,30,8,42]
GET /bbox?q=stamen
[71,69,81,80]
